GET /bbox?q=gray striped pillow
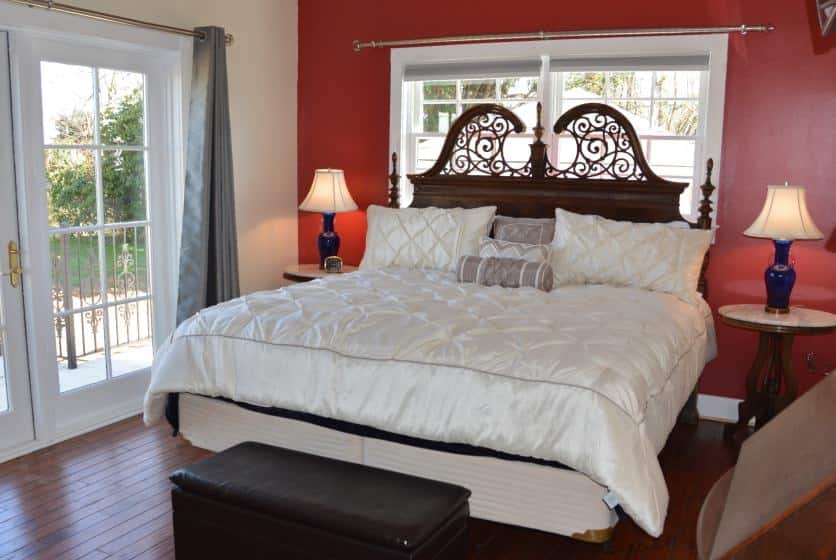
[492,216,556,245]
[457,255,554,292]
[479,237,552,263]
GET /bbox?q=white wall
[69,0,299,293]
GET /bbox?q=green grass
[50,232,148,293]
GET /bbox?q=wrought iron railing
[51,225,152,369]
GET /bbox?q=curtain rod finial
[352,40,361,52]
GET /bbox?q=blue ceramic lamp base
[317,212,340,268]
[764,239,795,314]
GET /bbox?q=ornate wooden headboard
[387,102,715,295]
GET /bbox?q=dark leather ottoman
[170,442,470,559]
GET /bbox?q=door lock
[7,241,21,288]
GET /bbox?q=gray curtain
[176,26,239,325]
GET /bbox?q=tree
[564,71,698,136]
[46,81,145,227]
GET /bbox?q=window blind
[549,55,709,72]
[403,59,542,81]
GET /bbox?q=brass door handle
[7,241,21,288]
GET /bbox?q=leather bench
[170,441,471,559]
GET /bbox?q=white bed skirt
[179,393,619,541]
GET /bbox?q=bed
[144,102,717,542]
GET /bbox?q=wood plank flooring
[0,416,737,559]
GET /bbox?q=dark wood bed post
[696,158,715,298]
[388,152,400,209]
[679,158,716,426]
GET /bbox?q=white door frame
[0,31,36,458]
[0,6,186,455]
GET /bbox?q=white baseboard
[0,403,142,464]
[697,393,740,423]
[55,397,143,441]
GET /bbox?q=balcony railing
[51,225,152,370]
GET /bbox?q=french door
[0,31,36,452]
[3,33,179,446]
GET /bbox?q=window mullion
[91,66,113,381]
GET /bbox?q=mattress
[144,267,716,537]
[178,393,620,539]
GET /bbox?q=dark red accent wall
[298,0,836,400]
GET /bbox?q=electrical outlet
[806,352,816,371]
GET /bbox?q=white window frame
[406,76,541,176]
[390,35,727,221]
[7,26,185,442]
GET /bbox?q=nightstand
[283,263,358,283]
[719,304,836,439]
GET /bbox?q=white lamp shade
[743,185,823,241]
[299,169,358,213]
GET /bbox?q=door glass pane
[105,226,149,302]
[41,62,94,145]
[108,302,153,377]
[45,148,96,228]
[57,310,107,392]
[42,61,154,392]
[50,232,107,392]
[102,150,146,223]
[98,69,145,146]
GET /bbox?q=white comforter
[144,268,715,537]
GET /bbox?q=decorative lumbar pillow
[478,237,552,263]
[551,208,711,303]
[457,255,554,292]
[492,215,556,245]
[360,205,496,271]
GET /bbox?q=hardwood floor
[0,417,737,559]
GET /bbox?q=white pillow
[551,208,711,303]
[360,205,496,271]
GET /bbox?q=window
[553,65,705,215]
[41,61,154,392]
[393,37,727,219]
[407,76,540,175]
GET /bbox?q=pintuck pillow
[360,205,496,272]
[551,208,712,303]
[479,237,552,263]
[492,215,556,245]
[457,255,554,292]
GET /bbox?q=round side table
[719,304,836,439]
[283,263,358,283]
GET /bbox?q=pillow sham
[360,205,496,272]
[551,208,711,303]
[457,255,554,292]
[479,237,552,263]
[492,215,556,245]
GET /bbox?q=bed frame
[178,102,716,543]
[394,101,715,424]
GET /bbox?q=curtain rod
[7,0,234,45]
[353,24,775,51]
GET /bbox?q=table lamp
[299,169,358,267]
[744,184,823,314]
